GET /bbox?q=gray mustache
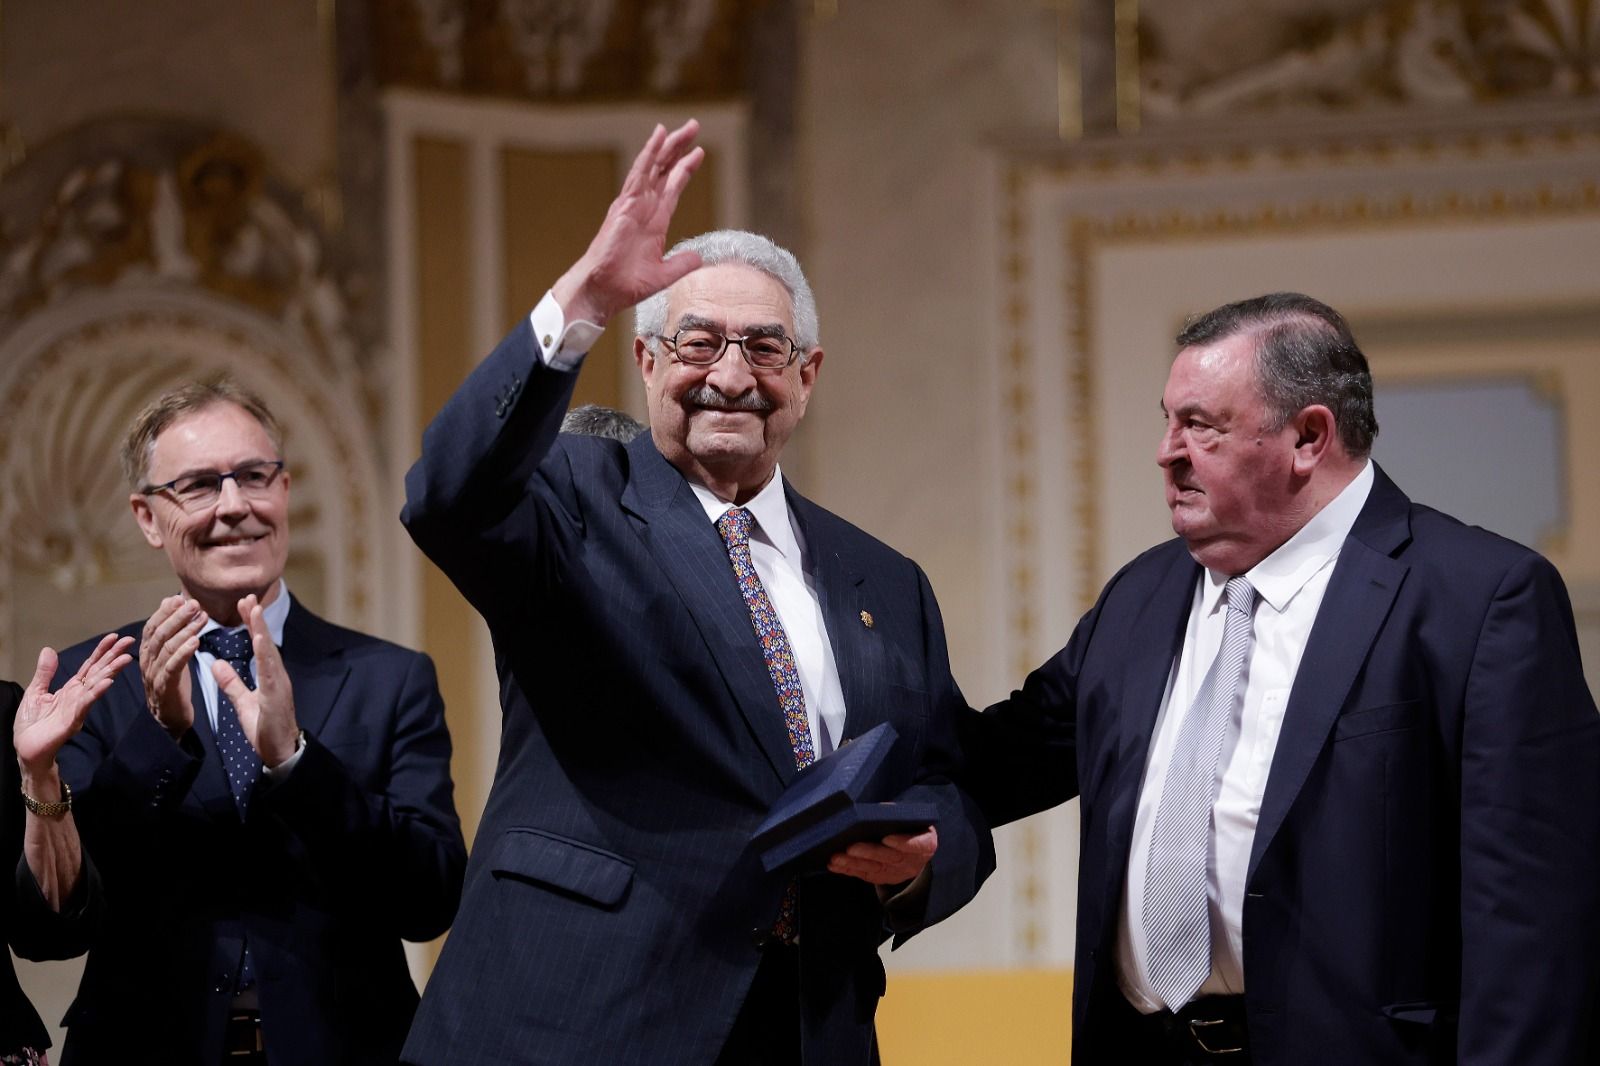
[683,385,772,413]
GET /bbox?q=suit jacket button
[750,927,768,949]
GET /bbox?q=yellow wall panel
[412,134,484,870]
[500,148,622,410]
[877,969,1073,1065]
[499,146,720,415]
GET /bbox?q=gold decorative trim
[1001,119,1600,179]
[998,161,1048,962]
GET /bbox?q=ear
[634,335,657,390]
[130,493,164,549]
[1289,404,1338,476]
[795,347,824,415]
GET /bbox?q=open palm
[14,634,134,773]
[553,120,707,325]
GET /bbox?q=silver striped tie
[1144,575,1257,1010]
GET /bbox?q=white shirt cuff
[262,732,306,782]
[529,290,605,372]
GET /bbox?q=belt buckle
[1188,1016,1243,1055]
[226,1010,264,1056]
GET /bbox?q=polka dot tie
[199,626,264,817]
[198,625,262,990]
[717,506,813,944]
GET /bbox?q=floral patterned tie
[717,506,813,943]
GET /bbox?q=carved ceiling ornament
[500,0,618,96]
[377,0,747,100]
[0,124,364,384]
[1142,0,1599,118]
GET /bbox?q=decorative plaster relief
[376,0,748,100]
[1143,0,1599,118]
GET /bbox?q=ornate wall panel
[0,118,389,680]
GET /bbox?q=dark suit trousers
[714,945,801,1066]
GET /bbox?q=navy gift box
[750,721,939,874]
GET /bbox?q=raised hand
[551,119,707,328]
[15,634,135,780]
[141,595,205,737]
[212,594,299,768]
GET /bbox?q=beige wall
[5,0,334,188]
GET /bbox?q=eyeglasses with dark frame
[658,328,803,371]
[142,460,286,511]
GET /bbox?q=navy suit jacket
[400,320,994,1066]
[51,601,467,1065]
[965,466,1600,1065]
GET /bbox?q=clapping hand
[140,595,205,737]
[211,594,299,768]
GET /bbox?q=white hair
[633,229,819,353]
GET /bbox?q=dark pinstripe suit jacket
[400,319,994,1066]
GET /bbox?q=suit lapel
[621,437,797,783]
[1103,549,1199,907]
[785,485,885,744]
[277,598,351,740]
[1247,467,1412,882]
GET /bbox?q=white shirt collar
[197,577,291,646]
[688,465,801,562]
[1200,461,1375,617]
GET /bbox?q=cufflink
[860,610,874,629]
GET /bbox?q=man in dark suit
[964,292,1600,1065]
[400,121,993,1066]
[5,635,131,1063]
[51,380,467,1065]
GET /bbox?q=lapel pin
[860,610,874,629]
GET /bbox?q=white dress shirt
[1118,462,1374,1012]
[688,474,849,756]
